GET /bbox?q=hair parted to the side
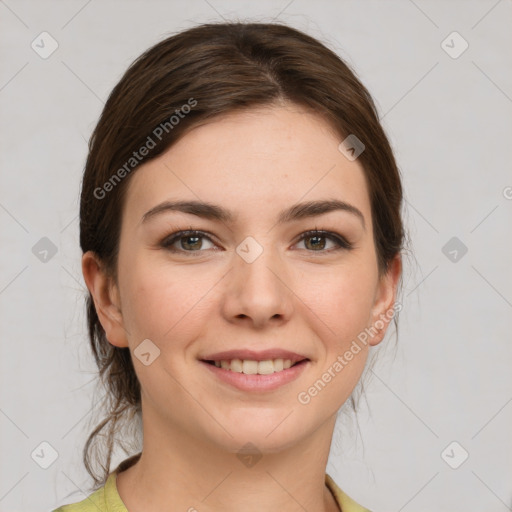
[79,21,406,490]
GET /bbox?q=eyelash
[160,228,353,255]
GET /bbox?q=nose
[220,240,294,329]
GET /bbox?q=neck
[116,405,340,512]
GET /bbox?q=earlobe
[81,251,129,348]
[368,253,402,347]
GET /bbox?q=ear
[81,251,129,348]
[368,253,402,347]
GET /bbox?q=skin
[83,102,401,512]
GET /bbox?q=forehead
[122,104,372,229]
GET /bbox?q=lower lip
[200,360,310,392]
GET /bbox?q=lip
[200,348,308,364]
[200,359,310,392]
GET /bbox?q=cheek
[298,260,377,342]
[119,255,214,342]
[295,268,375,409]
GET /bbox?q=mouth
[200,357,311,392]
[201,358,310,375]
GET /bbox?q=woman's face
[86,103,400,453]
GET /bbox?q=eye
[161,228,353,256]
[161,230,217,254]
[294,230,353,252]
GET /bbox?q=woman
[53,21,404,512]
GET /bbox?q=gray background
[1,1,511,511]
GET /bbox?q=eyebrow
[141,199,366,230]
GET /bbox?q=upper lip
[200,349,309,363]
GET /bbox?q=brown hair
[80,21,405,489]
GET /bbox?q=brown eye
[303,234,328,250]
[162,230,216,253]
[296,230,352,252]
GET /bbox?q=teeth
[212,358,296,374]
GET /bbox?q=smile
[200,359,310,392]
[204,358,305,374]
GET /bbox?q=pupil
[183,236,201,250]
[307,235,325,250]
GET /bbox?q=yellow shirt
[53,468,371,512]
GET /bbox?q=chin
[215,419,310,453]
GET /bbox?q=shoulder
[325,473,373,512]
[51,472,120,512]
[51,487,105,512]
[52,454,140,512]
